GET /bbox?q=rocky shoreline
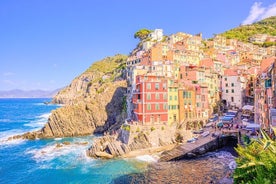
[86,124,188,159]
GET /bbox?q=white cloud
[242,2,276,25]
[3,72,15,76]
[2,79,16,85]
[261,3,276,19]
[242,2,265,25]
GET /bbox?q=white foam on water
[135,155,158,162]
[0,119,11,123]
[33,103,45,106]
[54,138,62,141]
[214,151,235,160]
[24,113,51,130]
[0,129,26,147]
[26,139,93,165]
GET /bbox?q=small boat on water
[201,131,210,137]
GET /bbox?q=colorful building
[132,75,168,125]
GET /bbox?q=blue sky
[1,0,276,90]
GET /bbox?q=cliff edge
[20,54,128,139]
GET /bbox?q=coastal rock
[87,125,182,159]
[17,55,128,139]
[95,151,114,159]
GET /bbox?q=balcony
[132,89,140,94]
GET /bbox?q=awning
[221,116,233,121]
[246,123,260,129]
[242,105,254,111]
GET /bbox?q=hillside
[21,54,128,139]
[220,16,276,43]
[0,89,59,98]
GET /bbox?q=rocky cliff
[87,124,194,159]
[20,54,128,139]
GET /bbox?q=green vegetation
[134,29,153,41]
[233,129,276,183]
[220,16,276,43]
[150,126,156,132]
[175,132,183,143]
[136,127,140,132]
[122,124,130,132]
[85,54,127,84]
[122,96,127,113]
[86,54,127,73]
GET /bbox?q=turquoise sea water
[0,98,147,184]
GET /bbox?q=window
[224,77,227,81]
[197,102,200,107]
[231,83,234,87]
[231,97,234,102]
[170,96,172,100]
[232,89,234,93]
[173,114,177,122]
[226,83,228,87]
[163,103,168,110]
[147,83,151,90]
[201,95,205,102]
[155,93,160,100]
[155,83,160,90]
[174,96,177,100]
[147,104,151,110]
[162,83,167,89]
[147,94,151,100]
[226,89,228,93]
[163,93,167,100]
[155,104,160,110]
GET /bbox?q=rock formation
[19,54,128,139]
[86,124,187,159]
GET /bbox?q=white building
[221,69,245,109]
[149,29,163,41]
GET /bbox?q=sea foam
[135,155,158,162]
[0,129,26,147]
[24,113,51,130]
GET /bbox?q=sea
[0,98,236,184]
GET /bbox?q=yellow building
[168,79,179,125]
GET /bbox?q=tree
[233,129,276,183]
[134,29,152,41]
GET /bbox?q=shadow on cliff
[94,87,127,133]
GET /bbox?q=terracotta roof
[199,58,214,68]
[260,57,276,73]
[247,66,260,75]
[224,69,238,76]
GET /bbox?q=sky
[0,0,276,91]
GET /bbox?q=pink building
[132,75,168,124]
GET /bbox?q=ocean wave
[26,140,93,164]
[0,129,26,147]
[135,155,158,162]
[213,151,235,159]
[54,138,62,141]
[0,119,11,123]
[24,113,51,129]
[36,113,51,119]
